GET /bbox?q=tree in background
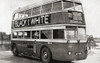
[87,35,95,50]
[0,32,11,48]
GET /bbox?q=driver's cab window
[66,26,77,40]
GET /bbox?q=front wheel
[12,45,19,56]
[41,47,51,63]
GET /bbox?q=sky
[0,0,100,37]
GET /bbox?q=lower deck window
[13,32,18,38]
[18,31,23,38]
[24,31,30,38]
[32,31,39,39]
[41,30,52,39]
[53,29,64,39]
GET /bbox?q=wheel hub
[43,52,48,59]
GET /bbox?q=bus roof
[14,0,59,13]
[13,0,81,14]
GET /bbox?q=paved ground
[0,43,100,63]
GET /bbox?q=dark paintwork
[11,40,88,61]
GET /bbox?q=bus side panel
[51,12,65,24]
[63,12,70,24]
[36,42,52,58]
[11,40,24,53]
[35,42,47,57]
[11,40,49,58]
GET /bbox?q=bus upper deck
[13,0,83,20]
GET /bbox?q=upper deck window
[63,0,83,12]
[18,11,25,19]
[32,7,40,15]
[14,13,19,20]
[41,3,52,13]
[63,1,74,10]
[53,1,62,11]
[74,3,83,12]
[13,11,25,19]
[25,9,31,17]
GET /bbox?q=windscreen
[66,27,77,40]
[78,27,86,40]
[66,26,86,40]
[73,12,83,21]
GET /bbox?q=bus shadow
[50,60,73,63]
[19,56,74,63]
[16,54,74,63]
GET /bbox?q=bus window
[41,30,52,39]
[78,27,86,40]
[13,32,18,38]
[24,31,31,38]
[18,11,25,18]
[63,1,74,10]
[74,3,83,12]
[32,7,40,15]
[41,3,52,13]
[14,13,19,20]
[18,31,23,38]
[66,27,77,40]
[32,31,39,39]
[53,29,64,39]
[53,1,62,11]
[25,9,31,17]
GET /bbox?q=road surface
[0,43,100,63]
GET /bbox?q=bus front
[61,0,88,61]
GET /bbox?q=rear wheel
[12,45,19,56]
[41,47,51,63]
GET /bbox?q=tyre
[41,47,51,63]
[12,45,19,56]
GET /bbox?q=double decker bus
[11,0,88,63]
